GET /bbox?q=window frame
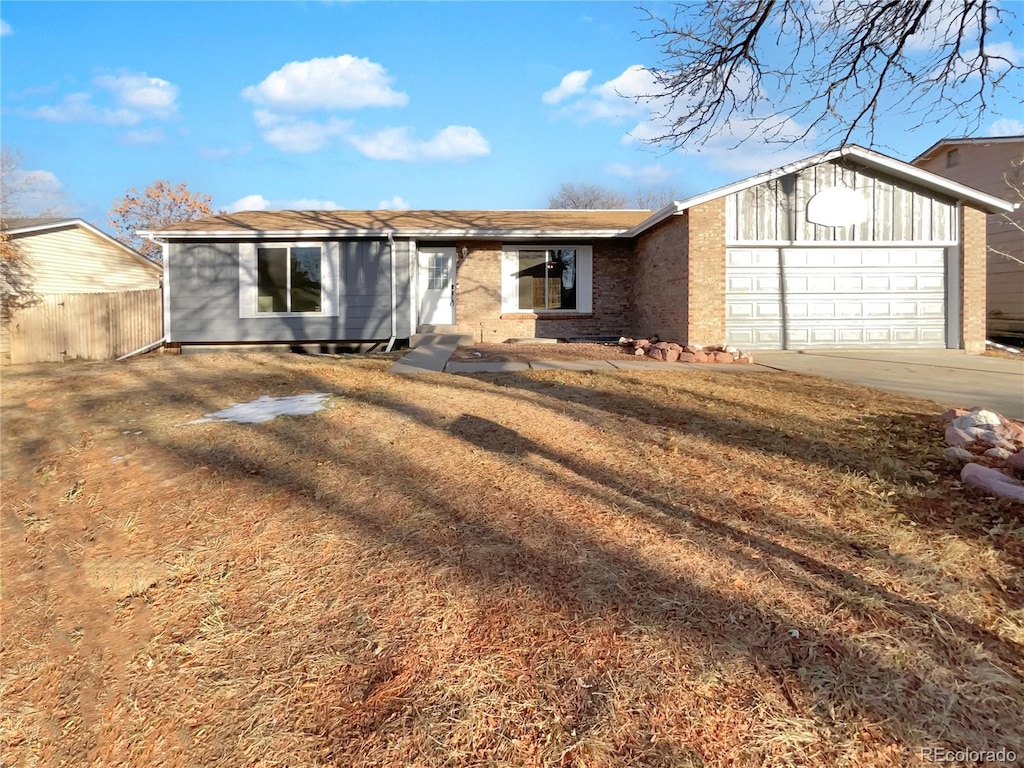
[500,244,593,314]
[239,241,339,319]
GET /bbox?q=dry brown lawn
[2,352,1022,767]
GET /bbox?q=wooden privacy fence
[5,289,163,364]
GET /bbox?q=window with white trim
[501,245,592,313]
[257,245,322,313]
[239,242,338,318]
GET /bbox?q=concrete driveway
[754,350,1024,419]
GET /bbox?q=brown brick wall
[453,239,635,343]
[961,204,987,353]
[686,198,727,344]
[632,214,690,340]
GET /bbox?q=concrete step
[410,332,473,349]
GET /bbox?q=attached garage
[721,157,969,350]
[725,246,949,348]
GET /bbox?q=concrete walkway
[755,350,1024,419]
[393,341,1024,420]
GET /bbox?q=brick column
[961,204,987,353]
[686,198,727,344]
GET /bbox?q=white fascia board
[138,228,636,240]
[13,218,161,272]
[841,145,1016,213]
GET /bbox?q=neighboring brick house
[912,135,1024,339]
[142,145,1014,354]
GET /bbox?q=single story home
[1,217,163,364]
[141,145,1015,354]
[912,135,1024,339]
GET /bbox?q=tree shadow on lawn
[450,369,1024,556]
[7,356,1023,762]
[137,370,1023,757]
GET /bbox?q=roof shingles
[148,209,654,236]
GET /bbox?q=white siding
[725,160,957,245]
[13,227,161,295]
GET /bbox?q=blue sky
[2,1,1022,228]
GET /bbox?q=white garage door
[725,247,947,349]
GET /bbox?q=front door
[418,247,456,326]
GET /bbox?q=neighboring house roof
[140,209,654,239]
[911,135,1024,164]
[624,144,1018,238]
[2,217,162,273]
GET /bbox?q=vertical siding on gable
[726,160,957,245]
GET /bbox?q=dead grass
[2,353,1023,767]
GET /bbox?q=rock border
[941,407,1024,503]
[619,336,754,365]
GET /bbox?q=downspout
[385,231,398,352]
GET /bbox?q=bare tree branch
[636,0,1022,149]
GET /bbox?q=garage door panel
[725,247,947,349]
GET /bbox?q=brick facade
[961,204,988,353]
[453,239,634,343]
[685,198,727,344]
[631,198,727,345]
[632,214,690,340]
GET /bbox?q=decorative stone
[953,410,1002,431]
[943,446,973,461]
[713,352,735,364]
[945,423,976,447]
[961,463,1024,502]
[985,447,1013,460]
[941,408,970,422]
[678,352,698,363]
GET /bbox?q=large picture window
[515,249,577,310]
[256,246,322,313]
[501,245,592,314]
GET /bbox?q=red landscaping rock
[693,351,710,363]
[941,408,970,422]
[712,352,735,364]
[1008,450,1024,476]
[678,352,698,363]
[945,423,976,447]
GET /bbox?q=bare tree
[1,147,69,218]
[110,180,215,261]
[990,154,1024,267]
[632,186,678,209]
[638,0,1022,149]
[549,183,628,209]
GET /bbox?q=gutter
[385,232,398,353]
[117,336,166,361]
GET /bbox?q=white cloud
[94,71,179,119]
[378,195,410,210]
[287,198,343,210]
[348,125,490,161]
[8,168,65,214]
[226,194,271,213]
[988,118,1024,136]
[555,65,659,123]
[542,70,592,105]
[225,194,343,212]
[1,19,12,36]
[32,92,140,126]
[242,55,409,111]
[606,162,670,185]
[30,70,179,126]
[253,110,352,153]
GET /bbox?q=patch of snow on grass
[184,393,332,425]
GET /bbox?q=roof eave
[138,227,637,240]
